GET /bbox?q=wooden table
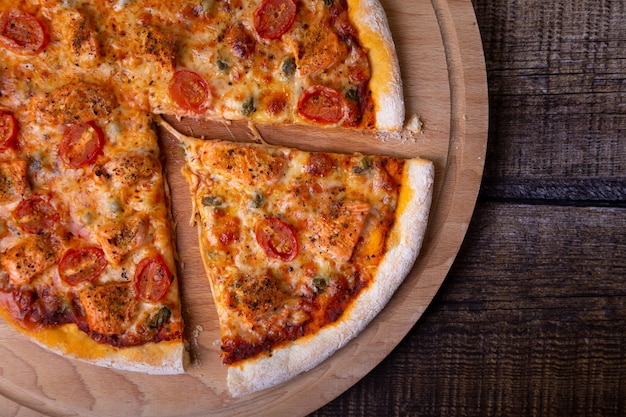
[310,0,626,415]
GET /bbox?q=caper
[312,276,329,292]
[148,306,172,330]
[252,192,264,208]
[281,56,296,77]
[242,96,256,116]
[202,195,223,206]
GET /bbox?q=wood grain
[0,0,488,416]
[476,0,626,184]
[312,203,626,417]
[310,0,626,415]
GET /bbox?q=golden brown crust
[348,0,405,131]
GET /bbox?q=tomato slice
[0,111,18,150]
[297,86,346,124]
[60,121,105,168]
[255,218,299,261]
[12,196,59,234]
[168,70,211,114]
[254,0,297,40]
[59,247,107,286]
[0,9,48,55]
[134,255,173,303]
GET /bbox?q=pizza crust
[227,158,434,397]
[6,319,188,374]
[348,0,405,131]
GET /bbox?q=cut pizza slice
[0,83,186,374]
[164,120,433,396]
[109,0,404,131]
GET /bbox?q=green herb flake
[345,87,359,102]
[252,192,265,208]
[216,57,229,72]
[352,157,373,174]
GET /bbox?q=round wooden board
[0,0,488,415]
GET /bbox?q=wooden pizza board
[0,0,488,415]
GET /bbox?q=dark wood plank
[473,0,626,200]
[310,202,626,416]
[311,1,625,415]
[307,0,626,414]
[480,178,626,206]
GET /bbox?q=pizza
[0,0,403,133]
[162,120,434,396]
[0,106,187,373]
[0,0,429,394]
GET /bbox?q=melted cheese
[0,0,378,128]
[0,1,183,360]
[181,138,404,363]
[0,0,398,370]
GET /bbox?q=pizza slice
[0,82,186,374]
[164,121,433,396]
[98,0,405,131]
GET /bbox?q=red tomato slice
[255,218,299,262]
[168,70,211,114]
[134,255,173,303]
[12,196,59,234]
[60,121,105,168]
[0,9,48,55]
[297,86,346,124]
[0,111,18,150]
[254,0,297,40]
[59,247,107,286]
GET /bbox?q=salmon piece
[34,81,117,125]
[136,25,177,71]
[95,154,159,188]
[2,235,58,285]
[225,270,288,321]
[96,215,150,264]
[0,159,28,204]
[64,10,101,67]
[201,143,286,185]
[77,282,137,335]
[285,22,348,76]
[307,200,371,262]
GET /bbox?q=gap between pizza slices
[0,0,433,395]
